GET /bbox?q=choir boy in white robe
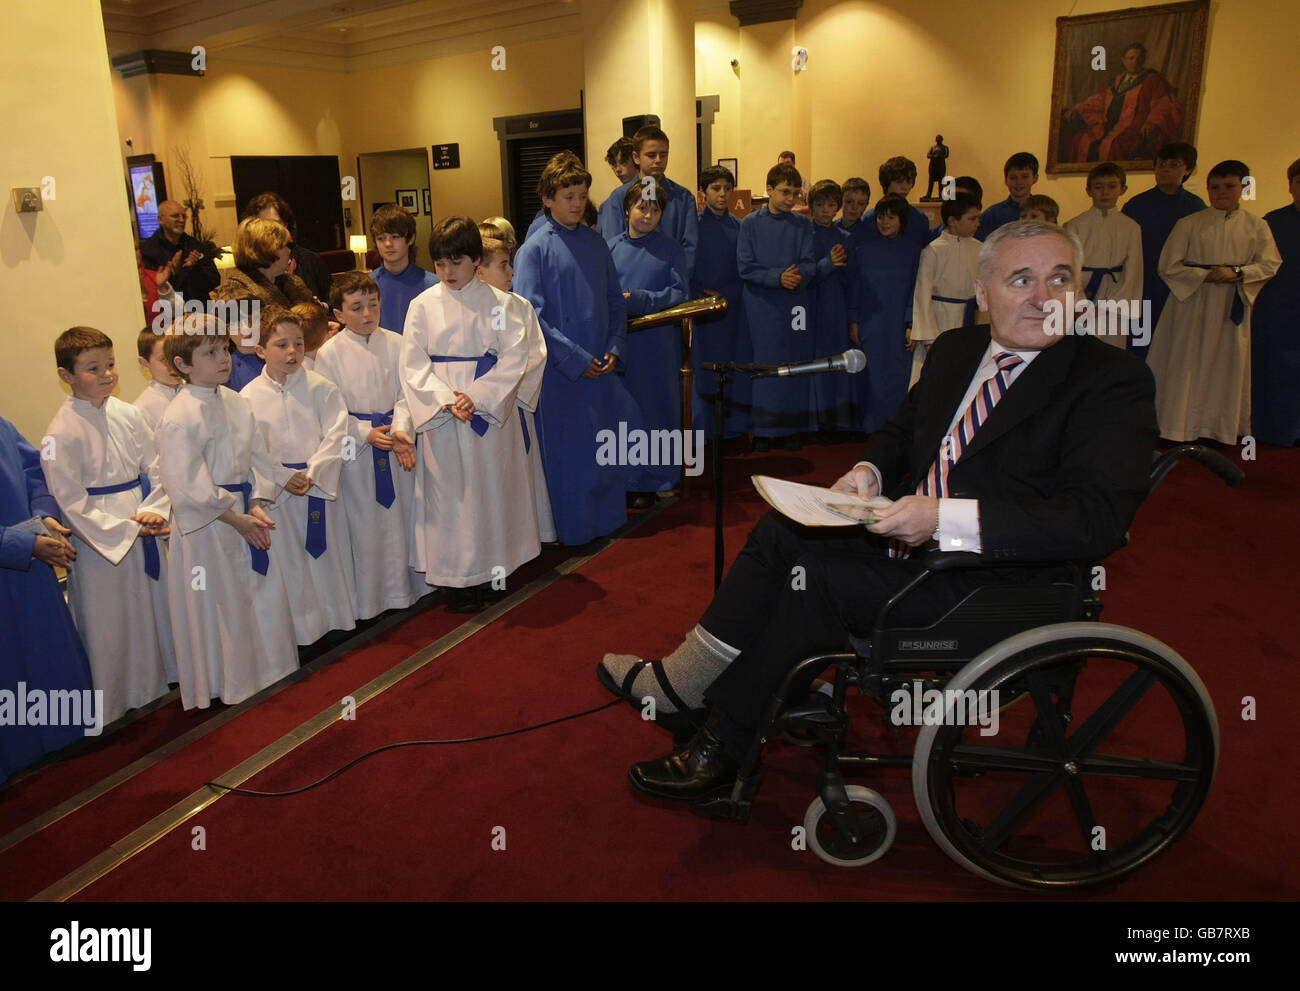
[44,328,173,725]
[156,321,298,709]
[1147,160,1282,444]
[315,271,426,618]
[476,225,555,543]
[244,306,358,645]
[910,193,982,385]
[133,326,181,434]
[1064,163,1144,348]
[291,301,335,373]
[402,217,542,613]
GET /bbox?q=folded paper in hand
[751,475,893,526]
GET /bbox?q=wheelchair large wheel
[804,786,897,867]
[911,623,1218,890]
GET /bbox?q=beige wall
[2,0,146,442]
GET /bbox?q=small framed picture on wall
[718,159,738,184]
[396,189,419,212]
[422,189,432,215]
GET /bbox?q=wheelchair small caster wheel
[803,786,897,867]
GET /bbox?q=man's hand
[367,424,395,450]
[183,249,203,268]
[849,322,861,346]
[867,495,940,547]
[829,243,847,268]
[284,472,312,496]
[830,464,880,500]
[392,430,416,470]
[780,265,802,290]
[33,535,74,568]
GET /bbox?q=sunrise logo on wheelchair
[1042,293,1153,348]
[889,680,999,737]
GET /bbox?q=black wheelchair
[693,444,1242,890]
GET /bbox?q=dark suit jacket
[862,324,1157,564]
[139,229,221,305]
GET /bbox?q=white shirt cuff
[853,461,884,498]
[938,498,981,552]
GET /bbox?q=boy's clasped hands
[368,423,416,470]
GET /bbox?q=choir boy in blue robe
[610,182,691,502]
[1122,142,1207,357]
[850,195,921,432]
[1251,158,1300,446]
[979,153,1039,240]
[1,415,94,783]
[871,157,932,252]
[524,151,584,245]
[513,155,634,546]
[691,166,752,439]
[807,179,860,436]
[606,137,639,186]
[835,177,872,251]
[370,204,438,334]
[596,126,699,278]
[225,295,264,392]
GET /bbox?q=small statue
[923,135,949,201]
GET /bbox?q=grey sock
[602,625,739,713]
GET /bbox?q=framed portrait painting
[395,189,419,212]
[1048,0,1209,175]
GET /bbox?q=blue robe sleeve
[0,424,54,570]
[738,220,786,289]
[603,245,629,362]
[514,239,597,382]
[677,190,699,278]
[598,184,631,243]
[796,223,818,283]
[625,240,690,316]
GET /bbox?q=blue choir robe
[977,196,1025,241]
[928,223,944,243]
[862,205,932,251]
[513,217,635,545]
[849,233,921,432]
[597,176,699,277]
[1252,203,1300,445]
[227,349,264,393]
[610,229,690,491]
[372,263,439,335]
[809,221,863,430]
[691,209,752,438]
[1123,186,1207,355]
[0,416,94,783]
[835,217,873,252]
[738,206,821,437]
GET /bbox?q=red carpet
[3,440,1297,901]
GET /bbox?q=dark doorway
[230,155,345,250]
[494,109,584,238]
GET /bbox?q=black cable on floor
[203,699,622,797]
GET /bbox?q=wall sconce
[349,235,368,270]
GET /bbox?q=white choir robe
[910,231,981,385]
[302,354,316,373]
[243,367,358,645]
[133,380,180,435]
[156,384,298,710]
[41,396,173,723]
[401,278,542,587]
[511,290,556,543]
[1063,207,1144,348]
[1147,207,1282,444]
[312,327,427,617]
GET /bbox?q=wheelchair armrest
[914,551,984,572]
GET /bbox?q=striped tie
[890,351,1024,558]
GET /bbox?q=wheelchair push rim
[911,622,1219,890]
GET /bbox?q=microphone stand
[700,360,766,589]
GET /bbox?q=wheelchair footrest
[776,701,845,736]
[693,770,764,820]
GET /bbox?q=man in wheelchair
[599,220,1159,804]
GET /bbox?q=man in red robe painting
[1065,43,1184,163]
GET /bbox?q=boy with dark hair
[402,217,544,609]
[1251,158,1300,446]
[44,327,174,725]
[911,192,981,384]
[525,151,583,242]
[1123,142,1207,349]
[929,176,982,241]
[871,156,931,249]
[157,316,298,709]
[605,137,638,185]
[314,270,426,619]
[1147,160,1281,444]
[596,126,699,277]
[1019,194,1060,224]
[1064,162,1144,348]
[837,176,873,249]
[514,157,632,545]
[369,203,438,334]
[850,195,921,430]
[134,325,182,433]
[738,162,822,450]
[692,165,752,439]
[807,179,858,436]
[979,152,1039,240]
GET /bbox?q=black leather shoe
[628,715,740,803]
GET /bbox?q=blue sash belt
[1185,263,1245,324]
[281,462,326,559]
[348,410,396,508]
[86,475,159,581]
[1082,264,1124,301]
[218,481,269,575]
[931,293,978,328]
[429,353,531,451]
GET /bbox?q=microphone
[750,349,866,379]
